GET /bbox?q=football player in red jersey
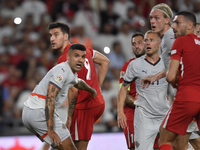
[48,22,110,150]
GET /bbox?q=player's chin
[75,66,83,71]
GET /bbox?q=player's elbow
[166,73,175,83]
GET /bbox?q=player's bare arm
[125,94,135,107]
[45,82,61,146]
[93,51,110,87]
[141,70,167,88]
[74,79,97,99]
[66,86,78,130]
[117,82,130,129]
[166,59,180,88]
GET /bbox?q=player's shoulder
[162,28,175,42]
[129,55,144,67]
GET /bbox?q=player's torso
[133,56,169,118]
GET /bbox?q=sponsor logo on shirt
[194,39,200,45]
[55,74,63,83]
[171,49,177,55]
[142,70,147,74]
[120,71,125,79]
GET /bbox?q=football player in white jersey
[142,3,200,150]
[22,44,96,150]
[118,30,170,150]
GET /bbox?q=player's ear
[187,21,194,30]
[64,33,69,41]
[165,17,170,25]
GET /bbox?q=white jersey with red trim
[124,55,169,118]
[24,61,78,111]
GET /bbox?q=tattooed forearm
[74,79,95,93]
[125,95,135,107]
[68,98,77,117]
[45,83,60,131]
[122,82,129,87]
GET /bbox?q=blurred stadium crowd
[0,0,200,136]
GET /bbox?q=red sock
[159,144,173,150]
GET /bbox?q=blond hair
[152,3,173,26]
[145,30,161,42]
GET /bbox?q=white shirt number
[84,58,91,80]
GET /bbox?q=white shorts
[57,106,68,123]
[187,121,200,140]
[134,106,164,150]
[187,121,199,133]
[22,106,70,147]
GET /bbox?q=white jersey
[159,28,175,70]
[24,61,78,111]
[124,55,170,118]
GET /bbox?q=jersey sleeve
[170,38,183,61]
[119,63,126,84]
[124,61,136,84]
[49,66,68,90]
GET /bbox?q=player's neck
[145,53,159,64]
[61,41,71,54]
[159,26,170,37]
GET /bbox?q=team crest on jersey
[55,74,63,83]
[120,71,125,78]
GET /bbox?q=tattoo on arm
[122,82,129,87]
[45,84,60,131]
[68,98,77,117]
[125,95,135,107]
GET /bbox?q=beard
[134,49,145,58]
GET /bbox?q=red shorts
[71,103,105,141]
[123,107,159,149]
[162,101,200,135]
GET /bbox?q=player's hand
[91,88,97,99]
[141,76,152,88]
[117,111,127,129]
[66,116,72,132]
[48,129,62,146]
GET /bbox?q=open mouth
[76,64,82,68]
[151,26,156,30]
[135,49,141,53]
[146,47,151,51]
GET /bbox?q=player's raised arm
[74,78,97,99]
[93,51,110,87]
[117,82,130,128]
[166,59,180,88]
[45,82,62,146]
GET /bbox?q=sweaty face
[67,50,86,73]
[144,33,160,57]
[49,28,66,51]
[150,9,167,35]
[132,36,145,58]
[172,15,187,38]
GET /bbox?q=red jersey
[119,58,136,120]
[170,34,200,102]
[58,44,104,109]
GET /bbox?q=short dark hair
[176,11,196,27]
[68,44,86,52]
[48,22,71,39]
[131,32,144,43]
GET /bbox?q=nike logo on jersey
[142,70,147,74]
